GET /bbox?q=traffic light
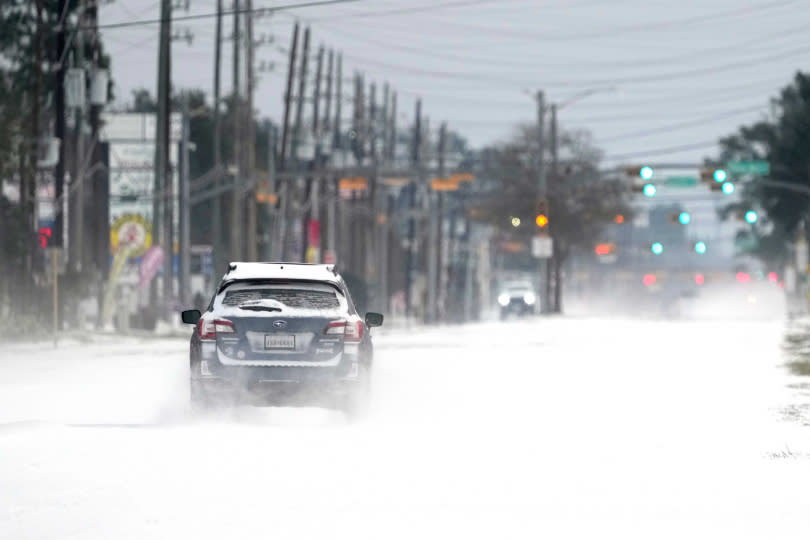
[624,165,654,179]
[700,167,727,183]
[37,226,52,249]
[642,183,657,197]
[745,210,758,224]
[694,241,707,254]
[695,273,705,285]
[535,199,549,229]
[643,273,657,286]
[651,242,664,255]
[721,182,735,195]
[670,212,690,225]
[614,214,625,224]
[594,243,616,255]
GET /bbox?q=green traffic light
[643,184,657,197]
[678,212,691,225]
[694,241,707,254]
[722,182,735,195]
[714,169,727,183]
[640,166,654,180]
[745,210,758,224]
[651,242,664,255]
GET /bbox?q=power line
[309,19,808,72]
[326,42,810,92]
[595,105,768,144]
[604,141,720,162]
[373,0,799,42]
[307,0,512,20]
[92,0,364,31]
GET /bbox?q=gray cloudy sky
[99,0,809,166]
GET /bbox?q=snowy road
[2,317,810,539]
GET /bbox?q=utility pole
[71,0,86,274]
[307,45,324,264]
[378,82,390,314]
[162,7,174,303]
[389,91,397,165]
[367,82,379,297]
[381,84,389,166]
[229,0,242,262]
[549,103,559,313]
[179,97,191,305]
[212,0,223,273]
[323,49,334,263]
[425,118,439,324]
[328,53,342,265]
[275,22,298,261]
[535,90,548,314]
[290,26,310,261]
[151,0,171,310]
[436,122,447,322]
[262,120,275,260]
[278,22,298,172]
[291,27,310,166]
[54,0,67,251]
[245,0,257,261]
[349,73,364,273]
[405,99,421,322]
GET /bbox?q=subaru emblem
[273,320,287,329]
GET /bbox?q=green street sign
[664,176,698,187]
[727,161,770,175]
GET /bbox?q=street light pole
[535,90,548,314]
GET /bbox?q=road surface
[1,317,809,539]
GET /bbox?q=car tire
[190,379,212,414]
[340,365,371,422]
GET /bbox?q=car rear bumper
[191,371,364,406]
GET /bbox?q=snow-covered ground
[1,317,809,539]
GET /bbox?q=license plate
[264,334,295,349]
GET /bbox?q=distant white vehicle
[497,280,537,319]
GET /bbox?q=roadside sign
[727,161,770,175]
[531,236,553,258]
[430,178,459,191]
[256,192,278,204]
[664,176,698,187]
[381,177,410,186]
[338,176,368,191]
[448,173,474,183]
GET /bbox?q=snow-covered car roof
[221,262,341,285]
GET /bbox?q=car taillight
[197,317,216,340]
[214,319,235,333]
[325,320,363,342]
[197,317,234,340]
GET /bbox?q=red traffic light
[37,226,52,249]
[594,243,614,256]
[695,273,705,285]
[642,274,656,286]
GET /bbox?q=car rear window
[222,288,341,310]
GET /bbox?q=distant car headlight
[498,293,510,307]
[523,292,536,305]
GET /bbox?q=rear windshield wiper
[237,299,284,312]
[239,305,282,312]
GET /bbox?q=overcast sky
[99,0,809,168]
